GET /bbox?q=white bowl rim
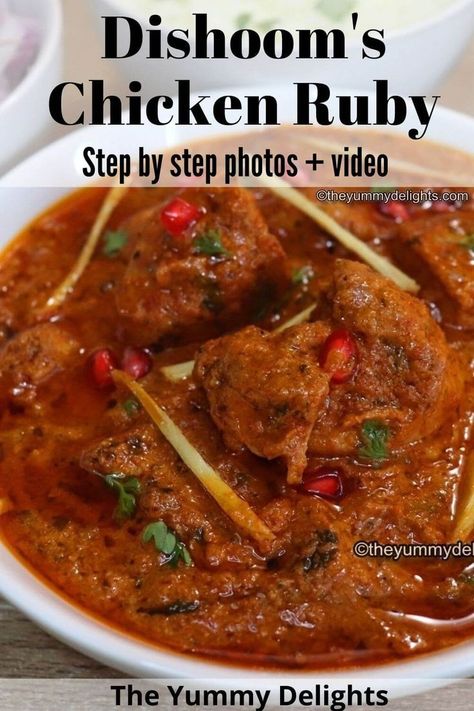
[0,0,62,117]
[0,92,473,684]
[98,0,474,45]
[372,0,474,41]
[2,538,474,686]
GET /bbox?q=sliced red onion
[0,3,40,104]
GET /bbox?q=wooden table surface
[1,0,472,680]
[0,598,122,678]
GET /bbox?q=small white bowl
[0,0,62,175]
[91,0,474,96]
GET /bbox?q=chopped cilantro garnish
[460,234,474,252]
[359,420,390,462]
[122,398,140,417]
[103,229,128,258]
[292,265,315,286]
[143,521,192,567]
[104,473,140,520]
[193,230,231,258]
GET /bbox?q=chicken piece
[0,322,78,398]
[309,259,464,455]
[195,260,464,476]
[115,187,288,347]
[194,324,330,484]
[80,424,262,566]
[80,424,159,477]
[398,212,474,329]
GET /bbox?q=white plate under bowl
[0,88,473,688]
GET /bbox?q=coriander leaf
[359,420,390,462]
[460,234,474,252]
[180,546,193,566]
[459,572,474,585]
[143,520,168,548]
[122,398,141,416]
[193,230,231,258]
[105,473,140,520]
[163,531,178,556]
[317,0,356,21]
[143,521,193,567]
[292,265,315,286]
[103,229,128,258]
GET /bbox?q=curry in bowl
[0,182,472,669]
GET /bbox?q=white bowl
[90,0,474,96]
[0,0,62,175]
[0,92,473,687]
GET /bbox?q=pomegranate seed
[302,466,344,500]
[161,198,201,236]
[90,348,118,389]
[378,200,410,222]
[122,347,152,380]
[319,329,358,384]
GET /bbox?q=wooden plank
[0,596,121,678]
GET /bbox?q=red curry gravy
[0,184,473,670]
